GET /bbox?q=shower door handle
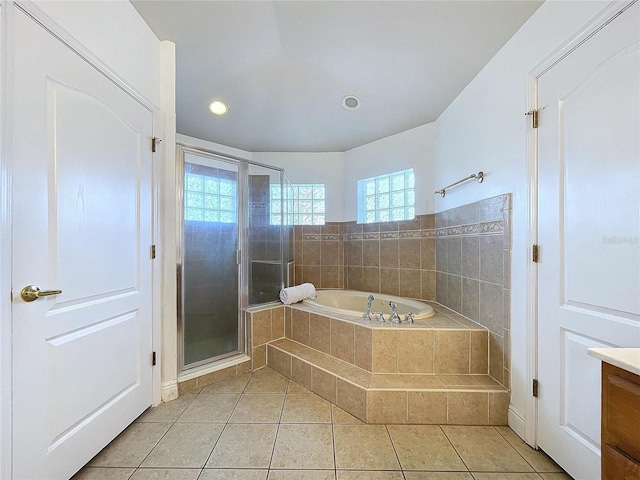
[237,250,241,265]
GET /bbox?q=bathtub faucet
[362,294,375,322]
[389,301,401,325]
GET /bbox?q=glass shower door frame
[177,145,247,372]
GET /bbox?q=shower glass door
[180,150,242,369]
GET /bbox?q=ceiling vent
[342,95,361,111]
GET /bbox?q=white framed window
[184,172,237,223]
[270,184,325,225]
[357,169,415,223]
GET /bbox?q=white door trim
[1,1,163,475]
[524,0,638,448]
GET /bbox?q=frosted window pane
[406,190,415,206]
[204,210,219,222]
[365,196,375,211]
[272,201,281,214]
[313,215,324,225]
[407,207,415,218]
[377,194,389,209]
[204,178,218,194]
[378,209,390,222]
[377,177,389,193]
[313,202,325,213]
[365,181,376,196]
[299,200,312,213]
[299,187,312,199]
[391,175,404,191]
[365,212,376,223]
[220,212,233,223]
[220,197,232,211]
[301,215,312,225]
[186,208,203,221]
[186,174,203,191]
[391,192,404,207]
[204,194,218,209]
[313,186,325,199]
[186,192,204,208]
[271,185,281,199]
[406,172,415,188]
[392,208,405,221]
[272,214,281,225]
[219,180,233,196]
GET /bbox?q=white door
[537,2,640,479]
[11,8,154,480]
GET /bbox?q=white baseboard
[508,404,527,442]
[160,380,178,403]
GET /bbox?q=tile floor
[73,368,573,480]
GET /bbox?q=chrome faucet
[363,294,375,322]
[389,301,401,324]
[373,312,385,322]
[405,312,415,324]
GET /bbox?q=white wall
[434,0,610,441]
[252,152,345,223]
[343,123,436,221]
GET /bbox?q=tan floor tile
[333,425,400,470]
[288,381,312,394]
[72,467,135,480]
[176,394,239,423]
[271,424,335,469]
[281,393,332,423]
[141,423,223,468]
[331,405,364,425]
[130,469,201,480]
[136,393,197,423]
[538,474,572,480]
[470,474,543,480]
[245,368,290,393]
[404,473,473,480]
[228,394,285,423]
[199,373,251,394]
[387,425,466,471]
[89,422,171,467]
[268,470,335,480]
[495,427,563,473]
[442,426,532,472]
[336,472,403,480]
[200,470,268,480]
[206,424,278,469]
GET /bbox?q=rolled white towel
[279,283,316,305]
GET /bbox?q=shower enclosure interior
[178,146,294,371]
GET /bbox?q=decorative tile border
[436,221,503,237]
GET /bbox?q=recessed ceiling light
[208,100,229,115]
[342,95,360,110]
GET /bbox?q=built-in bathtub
[302,289,434,320]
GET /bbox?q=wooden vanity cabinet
[601,362,640,480]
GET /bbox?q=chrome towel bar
[434,171,484,197]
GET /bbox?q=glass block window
[357,169,415,223]
[270,184,325,225]
[184,173,237,223]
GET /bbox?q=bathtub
[302,289,434,320]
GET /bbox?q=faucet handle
[362,312,372,322]
[405,312,415,324]
[373,311,385,322]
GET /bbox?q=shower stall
[177,145,294,371]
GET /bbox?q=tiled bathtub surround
[435,194,512,387]
[247,304,286,370]
[294,223,345,289]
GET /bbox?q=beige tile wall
[247,305,286,370]
[435,194,512,387]
[293,223,345,289]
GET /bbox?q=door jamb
[524,0,637,449]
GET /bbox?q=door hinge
[151,244,156,259]
[151,137,162,153]
[532,244,540,263]
[525,109,539,129]
[533,378,539,397]
[152,351,157,366]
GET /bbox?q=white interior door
[537,2,640,479]
[11,8,154,479]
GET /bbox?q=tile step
[266,338,509,425]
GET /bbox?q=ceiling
[133,1,543,152]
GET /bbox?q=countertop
[588,348,640,376]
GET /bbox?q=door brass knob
[20,285,62,302]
